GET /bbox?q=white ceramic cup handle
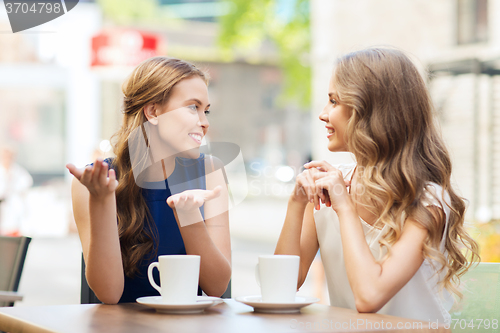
[255,263,261,287]
[148,262,162,294]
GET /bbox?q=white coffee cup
[147,255,200,304]
[255,255,300,303]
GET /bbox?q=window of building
[0,88,66,185]
[457,0,488,44]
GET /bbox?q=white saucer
[136,296,221,314]
[199,296,224,306]
[235,295,320,314]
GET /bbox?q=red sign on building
[91,30,162,67]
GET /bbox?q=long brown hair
[111,57,207,277]
[333,48,479,296]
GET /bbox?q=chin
[327,144,339,152]
[179,147,201,159]
[327,143,348,152]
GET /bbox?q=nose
[319,105,329,123]
[197,113,210,132]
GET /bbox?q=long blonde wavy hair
[333,48,479,297]
[111,57,208,277]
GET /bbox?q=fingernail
[326,202,331,207]
[316,204,320,210]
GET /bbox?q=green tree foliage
[97,0,159,25]
[96,0,311,106]
[218,0,311,108]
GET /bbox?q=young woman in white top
[275,47,479,322]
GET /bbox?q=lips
[188,133,203,144]
[326,126,335,138]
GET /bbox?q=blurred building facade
[0,2,101,183]
[311,0,500,222]
[0,0,312,235]
[0,2,101,236]
[96,20,311,167]
[95,19,311,199]
[0,0,311,179]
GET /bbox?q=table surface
[0,299,450,333]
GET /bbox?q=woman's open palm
[66,159,118,199]
[167,186,222,211]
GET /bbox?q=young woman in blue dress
[67,57,231,304]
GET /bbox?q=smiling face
[151,76,210,159]
[318,78,351,152]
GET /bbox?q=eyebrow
[186,98,210,109]
[328,92,339,100]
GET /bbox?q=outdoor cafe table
[0,299,450,333]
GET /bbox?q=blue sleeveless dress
[104,155,206,303]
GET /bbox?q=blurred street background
[0,0,499,307]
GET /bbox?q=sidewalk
[16,235,82,306]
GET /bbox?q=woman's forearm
[86,194,124,304]
[174,209,231,297]
[336,206,428,313]
[336,206,383,309]
[275,199,307,256]
[275,199,318,288]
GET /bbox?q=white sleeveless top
[314,163,454,323]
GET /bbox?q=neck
[161,156,176,179]
[143,156,176,182]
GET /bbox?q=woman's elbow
[87,277,123,305]
[89,287,122,305]
[204,277,231,297]
[94,287,123,304]
[204,283,229,297]
[355,300,378,313]
[297,271,307,291]
[100,295,121,305]
[203,266,231,297]
[354,290,385,313]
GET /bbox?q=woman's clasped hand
[294,161,352,211]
